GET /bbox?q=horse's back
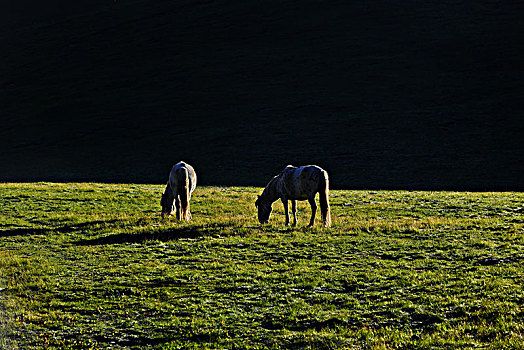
[170,162,197,193]
[280,165,327,199]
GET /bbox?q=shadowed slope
[2,0,523,189]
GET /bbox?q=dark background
[2,0,523,190]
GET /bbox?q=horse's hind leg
[185,203,192,221]
[307,196,317,227]
[183,202,191,221]
[291,200,297,226]
[175,197,181,220]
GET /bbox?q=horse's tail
[179,167,191,220]
[319,170,331,227]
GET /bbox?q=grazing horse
[161,162,197,220]
[255,165,331,227]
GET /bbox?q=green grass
[1,183,524,349]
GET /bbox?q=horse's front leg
[282,198,290,226]
[291,200,297,226]
[307,196,317,227]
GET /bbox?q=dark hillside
[2,0,523,189]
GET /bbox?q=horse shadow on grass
[0,219,120,238]
[74,223,230,246]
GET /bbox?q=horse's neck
[165,182,173,196]
[262,177,281,203]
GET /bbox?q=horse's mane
[261,166,296,199]
[261,175,279,199]
[163,181,171,197]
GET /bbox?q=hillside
[2,0,523,189]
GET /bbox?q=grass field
[1,183,523,349]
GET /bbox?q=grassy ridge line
[1,183,523,348]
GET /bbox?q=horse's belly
[285,190,310,200]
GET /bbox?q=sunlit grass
[1,183,523,348]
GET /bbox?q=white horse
[161,162,197,220]
[255,165,331,227]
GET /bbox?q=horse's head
[255,195,272,224]
[160,186,174,218]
